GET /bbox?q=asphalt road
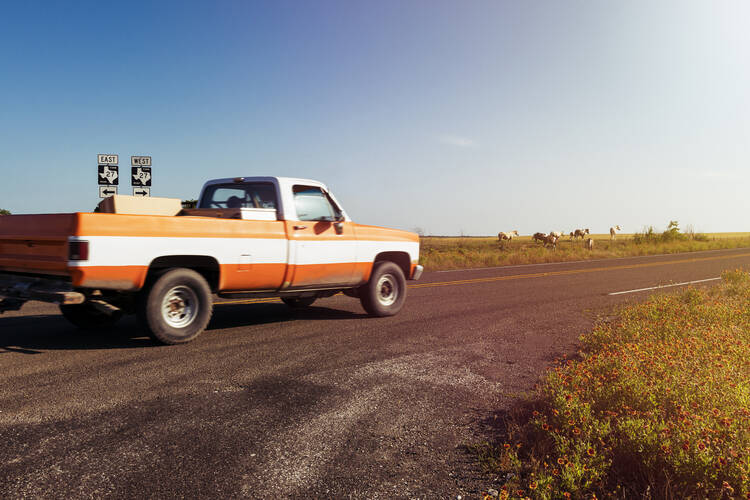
[2,247,750,498]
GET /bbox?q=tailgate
[0,214,78,275]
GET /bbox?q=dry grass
[420,233,750,271]
[474,270,750,499]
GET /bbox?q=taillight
[69,241,89,261]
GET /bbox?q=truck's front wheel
[137,268,213,345]
[359,261,407,317]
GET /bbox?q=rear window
[199,183,278,209]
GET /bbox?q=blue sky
[1,1,748,235]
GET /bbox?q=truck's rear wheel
[281,296,316,308]
[137,268,213,345]
[59,302,122,330]
[359,261,407,317]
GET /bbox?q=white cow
[610,225,621,240]
[498,230,519,243]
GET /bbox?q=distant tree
[0,208,10,216]
[181,199,198,209]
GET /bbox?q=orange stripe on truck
[69,265,149,290]
[68,262,377,292]
[76,213,289,239]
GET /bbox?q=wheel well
[147,256,220,292]
[374,252,411,278]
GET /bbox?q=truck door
[286,185,357,288]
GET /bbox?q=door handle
[293,225,307,230]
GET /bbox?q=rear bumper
[0,273,85,312]
[411,265,424,281]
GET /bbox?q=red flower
[587,447,595,456]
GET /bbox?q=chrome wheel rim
[376,274,398,306]
[161,286,199,329]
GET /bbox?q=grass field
[474,269,750,499]
[420,233,750,271]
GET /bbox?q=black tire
[359,261,407,317]
[59,302,122,330]
[136,268,213,345]
[281,296,316,308]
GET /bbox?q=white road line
[434,247,749,273]
[607,277,721,296]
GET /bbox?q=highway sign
[99,186,118,198]
[97,154,118,165]
[133,187,151,197]
[98,165,119,185]
[131,166,152,186]
[131,156,152,167]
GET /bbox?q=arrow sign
[99,186,118,198]
[133,187,151,197]
[131,166,152,186]
[98,165,119,185]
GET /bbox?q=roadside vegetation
[474,269,750,499]
[420,223,750,271]
[0,208,10,215]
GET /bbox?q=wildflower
[573,427,581,435]
[697,441,706,451]
[712,408,721,417]
[587,447,595,456]
[528,482,537,490]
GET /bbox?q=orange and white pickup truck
[0,176,423,344]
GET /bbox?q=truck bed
[0,212,289,290]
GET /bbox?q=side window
[293,186,338,221]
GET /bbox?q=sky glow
[0,1,748,235]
